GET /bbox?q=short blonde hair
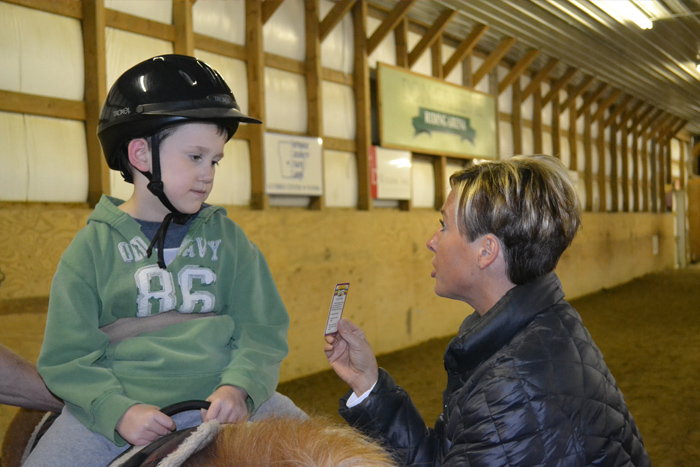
[450,155,581,285]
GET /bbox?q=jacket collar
[443,271,565,373]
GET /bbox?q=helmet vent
[179,70,197,86]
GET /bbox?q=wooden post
[246,0,268,210]
[354,0,372,210]
[83,0,108,206]
[306,0,324,210]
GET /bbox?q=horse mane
[183,416,398,467]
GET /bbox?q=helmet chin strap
[137,133,191,269]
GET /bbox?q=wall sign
[369,146,411,200]
[378,63,498,160]
[264,132,323,195]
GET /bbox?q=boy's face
[157,122,227,214]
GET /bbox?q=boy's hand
[116,404,175,446]
[203,385,249,424]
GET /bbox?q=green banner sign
[378,63,497,159]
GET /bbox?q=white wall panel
[193,0,245,45]
[576,140,585,171]
[323,150,357,207]
[541,83,552,123]
[442,44,461,85]
[559,90,569,130]
[522,127,534,155]
[367,16,396,68]
[560,136,571,168]
[26,116,87,202]
[322,81,355,140]
[105,28,173,89]
[408,31,431,76]
[263,0,305,61]
[207,139,251,206]
[194,50,250,116]
[320,0,353,73]
[497,65,511,112]
[0,4,22,92]
[0,112,28,201]
[264,67,307,133]
[411,158,435,208]
[105,0,171,22]
[542,130,553,157]
[591,144,599,174]
[471,55,489,94]
[499,121,514,158]
[0,3,83,100]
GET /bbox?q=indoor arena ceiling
[368,0,700,137]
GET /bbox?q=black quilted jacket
[339,272,650,467]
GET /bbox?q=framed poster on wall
[264,132,323,195]
[378,63,498,160]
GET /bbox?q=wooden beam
[639,109,664,134]
[583,110,593,211]
[542,66,576,106]
[433,156,447,211]
[642,134,650,211]
[649,113,673,139]
[522,58,558,101]
[408,9,457,68]
[173,0,195,56]
[551,93,561,158]
[194,33,247,60]
[5,0,82,18]
[0,90,85,120]
[626,103,653,132]
[83,0,108,206]
[306,0,324,210]
[319,0,356,42]
[105,9,175,41]
[632,127,639,211]
[592,88,622,122]
[262,0,285,24]
[597,113,607,211]
[367,0,416,55]
[603,94,633,127]
[512,76,522,155]
[533,86,543,154]
[354,0,372,210]
[431,37,443,79]
[560,75,594,113]
[246,0,268,210]
[598,123,620,212]
[498,49,539,95]
[472,37,517,87]
[394,18,409,68]
[443,24,489,78]
[576,82,609,118]
[568,96,578,171]
[660,119,687,146]
[657,116,681,145]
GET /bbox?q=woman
[325,155,650,466]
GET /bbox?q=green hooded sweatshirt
[38,196,289,445]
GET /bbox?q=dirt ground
[1,265,698,466]
[279,264,700,467]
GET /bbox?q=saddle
[16,401,220,467]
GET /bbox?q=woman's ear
[477,234,501,270]
[127,138,150,173]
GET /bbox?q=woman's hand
[324,319,379,395]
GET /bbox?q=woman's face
[426,189,481,303]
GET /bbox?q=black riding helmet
[97,54,261,268]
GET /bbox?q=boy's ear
[127,138,150,173]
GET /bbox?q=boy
[25,55,301,466]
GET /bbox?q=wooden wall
[0,203,675,381]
